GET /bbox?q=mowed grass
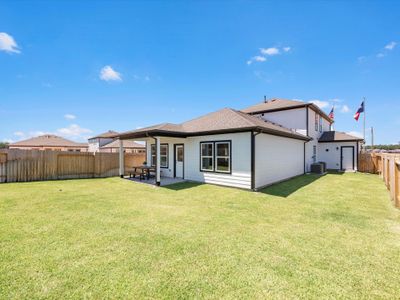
[1,173,399,299]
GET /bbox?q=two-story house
[242,99,334,172]
[115,98,363,190]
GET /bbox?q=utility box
[311,162,326,174]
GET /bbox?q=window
[315,113,319,131]
[319,116,322,132]
[200,142,213,171]
[215,142,230,173]
[200,141,231,173]
[151,144,169,168]
[313,145,317,163]
[177,147,184,162]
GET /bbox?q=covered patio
[115,124,187,187]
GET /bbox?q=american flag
[328,106,334,120]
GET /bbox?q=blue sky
[1,1,399,144]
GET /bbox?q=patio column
[155,136,161,186]
[119,139,124,178]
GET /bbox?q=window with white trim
[319,116,322,132]
[200,142,213,171]
[151,144,169,168]
[215,142,230,173]
[315,113,319,131]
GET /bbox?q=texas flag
[328,106,334,120]
[354,101,364,121]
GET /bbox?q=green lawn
[1,173,399,299]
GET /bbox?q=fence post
[395,160,400,208]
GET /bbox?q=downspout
[305,107,309,173]
[251,130,261,191]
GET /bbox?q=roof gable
[10,135,88,147]
[241,98,333,123]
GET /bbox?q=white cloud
[340,105,350,113]
[331,98,343,103]
[0,32,20,53]
[99,65,122,81]
[376,53,385,58]
[347,131,363,138]
[309,100,329,109]
[57,124,92,138]
[9,126,91,143]
[247,46,291,65]
[2,138,14,143]
[64,114,76,120]
[357,56,367,63]
[144,75,150,81]
[385,41,396,50]
[260,47,280,56]
[13,131,25,137]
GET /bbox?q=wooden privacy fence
[374,153,400,208]
[0,149,145,183]
[358,152,380,173]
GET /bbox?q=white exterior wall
[88,141,99,152]
[257,108,307,136]
[143,133,252,189]
[318,141,359,170]
[185,132,252,189]
[255,133,304,189]
[305,107,332,172]
[144,137,186,178]
[88,137,115,152]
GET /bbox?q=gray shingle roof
[10,135,88,147]
[319,131,363,142]
[117,108,310,141]
[241,98,333,123]
[90,130,120,139]
[100,140,145,149]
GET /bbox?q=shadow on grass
[259,173,323,198]
[162,181,204,191]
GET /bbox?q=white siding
[305,108,331,171]
[255,133,304,189]
[257,107,307,136]
[144,137,186,178]
[318,141,359,170]
[185,132,252,189]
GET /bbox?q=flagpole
[363,97,366,151]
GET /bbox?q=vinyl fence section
[0,149,145,183]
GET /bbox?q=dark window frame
[151,143,169,168]
[199,140,232,174]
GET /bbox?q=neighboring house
[99,140,145,154]
[88,130,119,152]
[116,98,363,190]
[9,135,88,152]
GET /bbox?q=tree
[0,142,9,149]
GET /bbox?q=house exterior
[88,130,120,152]
[99,140,145,154]
[9,135,88,152]
[116,98,363,190]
